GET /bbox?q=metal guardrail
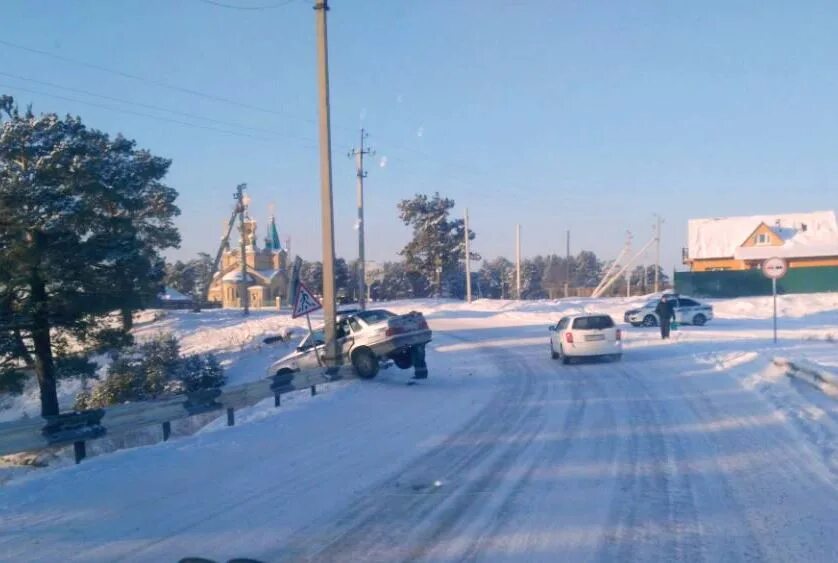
[0,368,353,463]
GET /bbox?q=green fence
[675,266,838,298]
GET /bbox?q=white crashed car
[267,309,432,380]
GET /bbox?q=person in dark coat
[655,295,676,339]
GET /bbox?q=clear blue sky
[1,0,836,273]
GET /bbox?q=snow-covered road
[2,308,837,562]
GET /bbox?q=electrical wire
[0,83,281,142]
[0,38,291,118]
[196,0,298,10]
[0,71,317,145]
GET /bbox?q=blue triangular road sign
[292,283,323,318]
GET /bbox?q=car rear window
[572,316,615,330]
[356,309,396,324]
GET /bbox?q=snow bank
[775,357,838,398]
[710,292,838,320]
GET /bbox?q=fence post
[73,441,86,464]
[162,421,171,441]
[311,385,317,396]
[226,408,235,427]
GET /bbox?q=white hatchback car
[549,314,622,364]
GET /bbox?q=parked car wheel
[352,348,379,379]
[692,313,707,326]
[642,315,658,327]
[550,342,559,360]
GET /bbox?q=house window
[756,233,770,245]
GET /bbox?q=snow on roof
[159,287,192,301]
[220,269,281,283]
[221,271,256,282]
[688,210,838,260]
[255,269,281,281]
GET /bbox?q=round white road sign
[762,257,788,279]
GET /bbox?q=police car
[623,294,714,327]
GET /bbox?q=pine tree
[572,251,603,288]
[0,98,180,415]
[300,261,324,295]
[165,253,214,298]
[478,257,514,299]
[397,192,478,297]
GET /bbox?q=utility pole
[314,0,338,368]
[464,208,472,303]
[235,183,249,316]
[349,128,373,310]
[516,224,522,299]
[565,229,571,298]
[654,214,663,294]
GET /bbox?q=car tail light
[565,332,574,344]
[418,319,429,330]
[616,329,622,341]
[385,326,405,337]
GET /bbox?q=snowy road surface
[2,305,838,562]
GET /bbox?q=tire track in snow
[664,356,836,561]
[455,361,593,560]
[277,335,572,562]
[595,363,704,563]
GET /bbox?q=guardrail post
[226,408,235,426]
[73,441,86,464]
[41,410,105,464]
[310,385,317,396]
[162,421,171,441]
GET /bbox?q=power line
[0,71,317,144]
[0,38,292,118]
[196,0,298,10]
[0,42,570,205]
[0,83,281,143]
[0,40,445,157]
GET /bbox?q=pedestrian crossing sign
[292,283,323,318]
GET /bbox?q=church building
[207,210,289,309]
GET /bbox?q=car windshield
[572,316,615,330]
[355,309,396,324]
[300,329,325,349]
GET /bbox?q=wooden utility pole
[516,224,522,299]
[654,214,663,293]
[565,229,571,298]
[314,0,338,368]
[349,128,373,310]
[465,208,472,303]
[236,183,249,316]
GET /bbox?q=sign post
[292,282,325,368]
[292,282,323,321]
[761,257,788,344]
